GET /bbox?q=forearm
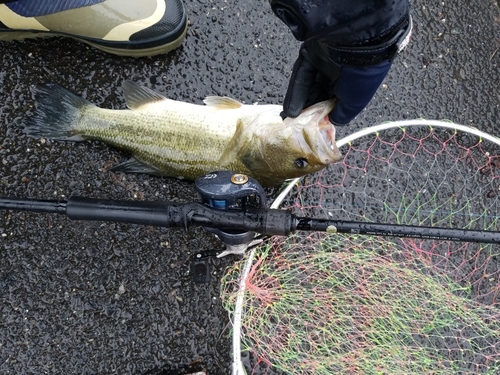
[269,0,411,45]
[329,62,392,125]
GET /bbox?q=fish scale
[77,103,254,180]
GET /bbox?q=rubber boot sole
[0,21,188,57]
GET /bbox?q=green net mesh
[221,125,500,375]
[222,234,500,374]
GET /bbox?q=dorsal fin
[203,96,243,109]
[122,81,167,110]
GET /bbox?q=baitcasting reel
[191,171,267,283]
[194,171,266,256]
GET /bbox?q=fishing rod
[1,171,499,247]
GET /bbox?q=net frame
[227,120,500,375]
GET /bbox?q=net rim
[230,119,500,375]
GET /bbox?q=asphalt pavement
[0,0,499,374]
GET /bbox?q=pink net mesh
[221,125,500,374]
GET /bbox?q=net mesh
[221,125,500,375]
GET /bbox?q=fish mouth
[313,100,342,163]
[316,116,342,163]
[289,99,343,165]
[297,100,343,165]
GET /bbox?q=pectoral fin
[218,120,247,166]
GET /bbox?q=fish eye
[295,158,309,168]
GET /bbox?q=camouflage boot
[0,0,187,57]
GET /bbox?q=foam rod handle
[66,196,181,228]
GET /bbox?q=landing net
[221,120,500,375]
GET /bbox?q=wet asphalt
[0,0,499,374]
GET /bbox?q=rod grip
[66,196,177,227]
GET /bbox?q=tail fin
[23,83,94,141]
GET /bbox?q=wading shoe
[0,0,188,56]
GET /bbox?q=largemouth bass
[24,82,342,187]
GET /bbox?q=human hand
[270,0,412,125]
